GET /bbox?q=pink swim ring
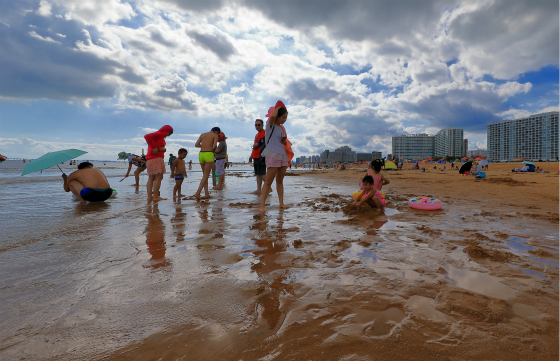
[408,197,443,210]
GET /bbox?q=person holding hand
[144,125,173,202]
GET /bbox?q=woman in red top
[249,119,267,195]
[144,125,173,202]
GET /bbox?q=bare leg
[260,167,278,212]
[134,167,145,187]
[276,166,288,208]
[194,162,213,198]
[153,173,167,201]
[68,180,86,205]
[251,174,263,195]
[178,180,185,197]
[147,175,155,202]
[367,196,382,211]
[214,174,225,190]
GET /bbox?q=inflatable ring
[408,197,442,210]
[352,190,385,200]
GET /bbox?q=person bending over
[353,175,385,211]
[192,127,219,199]
[122,153,146,186]
[171,148,188,198]
[62,162,112,205]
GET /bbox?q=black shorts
[253,160,266,176]
[80,188,113,202]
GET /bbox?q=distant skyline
[0,0,558,162]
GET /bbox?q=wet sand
[1,162,558,360]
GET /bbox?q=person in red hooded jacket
[144,125,173,202]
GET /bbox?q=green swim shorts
[199,151,214,163]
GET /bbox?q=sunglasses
[255,124,262,126]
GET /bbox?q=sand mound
[436,289,513,322]
[463,244,518,262]
[486,177,526,186]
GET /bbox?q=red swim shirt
[144,125,173,160]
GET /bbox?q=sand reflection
[144,204,169,269]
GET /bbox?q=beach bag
[258,126,275,166]
[279,125,294,162]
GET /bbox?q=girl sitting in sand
[354,175,385,211]
[358,159,390,193]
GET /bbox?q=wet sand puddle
[0,168,558,360]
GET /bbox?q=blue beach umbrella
[21,149,87,176]
[522,161,534,165]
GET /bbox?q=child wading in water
[171,148,188,199]
[144,125,173,202]
[354,175,385,211]
[359,159,390,195]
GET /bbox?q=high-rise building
[372,151,382,160]
[320,150,330,163]
[487,111,559,161]
[392,134,435,160]
[463,139,468,157]
[434,127,464,158]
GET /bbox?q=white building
[392,134,435,160]
[466,149,487,157]
[434,127,464,158]
[487,111,559,161]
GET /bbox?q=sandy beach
[1,161,558,360]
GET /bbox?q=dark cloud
[0,22,120,101]
[160,0,226,13]
[118,68,147,84]
[127,39,156,53]
[286,78,339,102]
[242,0,457,42]
[188,30,236,61]
[400,95,501,132]
[148,27,177,47]
[413,67,450,83]
[323,109,403,149]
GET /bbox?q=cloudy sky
[0,0,558,161]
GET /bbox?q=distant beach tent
[384,160,398,170]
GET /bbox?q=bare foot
[153,196,167,202]
[280,204,289,209]
[192,193,200,199]
[130,184,140,187]
[179,194,185,197]
[173,195,177,198]
[79,200,86,205]
[260,207,266,212]
[213,187,223,190]
[147,197,153,203]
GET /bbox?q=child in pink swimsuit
[354,175,385,210]
[359,160,390,194]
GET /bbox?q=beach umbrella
[475,158,482,161]
[461,157,468,160]
[522,161,534,165]
[21,149,87,176]
[458,161,473,174]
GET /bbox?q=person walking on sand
[192,127,219,199]
[249,119,267,195]
[171,148,188,199]
[260,101,292,212]
[213,132,228,190]
[62,162,112,205]
[145,125,174,202]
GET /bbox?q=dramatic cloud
[0,0,557,160]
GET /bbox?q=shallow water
[1,160,558,360]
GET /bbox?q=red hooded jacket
[144,125,173,160]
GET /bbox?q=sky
[0,0,558,162]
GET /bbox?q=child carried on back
[354,175,385,211]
